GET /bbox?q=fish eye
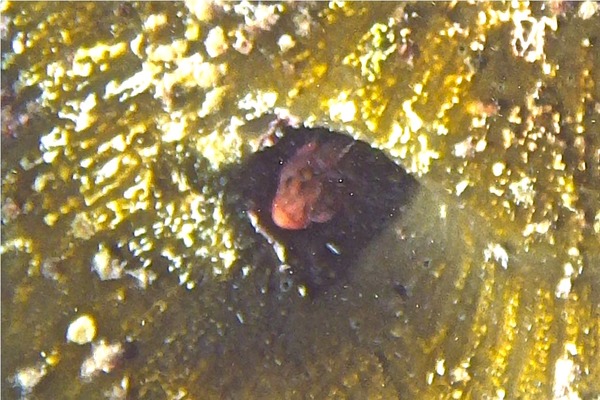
[284,176,294,186]
[299,167,313,181]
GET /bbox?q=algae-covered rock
[1,1,599,398]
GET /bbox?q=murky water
[2,1,599,399]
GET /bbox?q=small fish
[271,139,354,230]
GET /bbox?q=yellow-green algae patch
[2,1,599,399]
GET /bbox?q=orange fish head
[271,195,310,230]
[271,171,324,230]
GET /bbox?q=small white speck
[553,354,580,400]
[325,242,342,255]
[236,312,244,324]
[233,30,253,55]
[509,176,535,207]
[66,314,97,345]
[11,363,48,394]
[475,138,487,152]
[450,365,471,384]
[298,285,307,297]
[80,340,125,380]
[426,371,434,385]
[555,278,572,299]
[578,1,598,20]
[92,244,125,280]
[329,98,356,123]
[435,359,446,375]
[144,14,167,30]
[497,388,506,400]
[205,26,228,58]
[439,204,447,219]
[492,162,505,177]
[126,267,157,289]
[484,243,509,269]
[12,32,25,54]
[277,34,295,52]
[95,157,120,184]
[455,180,469,196]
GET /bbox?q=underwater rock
[230,125,419,293]
[3,2,599,397]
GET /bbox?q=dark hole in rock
[227,125,420,295]
[393,282,410,301]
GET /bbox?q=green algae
[1,1,599,398]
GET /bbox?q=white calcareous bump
[66,314,97,344]
[71,212,96,240]
[328,96,357,123]
[277,34,295,53]
[80,340,125,379]
[484,242,509,270]
[185,0,217,22]
[205,26,228,58]
[455,180,469,196]
[11,362,48,395]
[233,30,253,55]
[92,244,126,280]
[578,0,599,20]
[492,162,505,177]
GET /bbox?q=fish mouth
[271,198,309,230]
